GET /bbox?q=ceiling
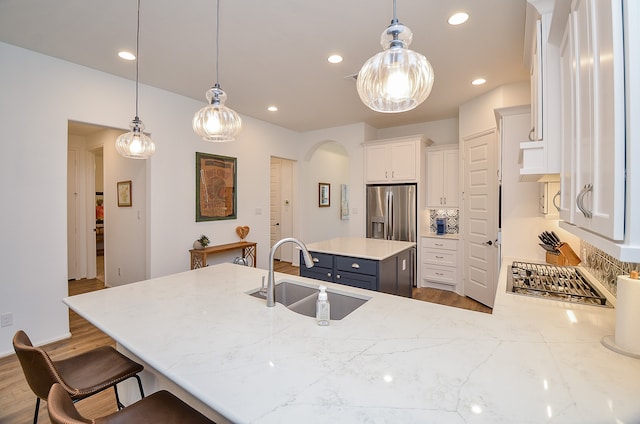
[0,0,529,132]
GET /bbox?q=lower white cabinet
[421,236,458,291]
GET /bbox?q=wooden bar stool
[13,330,145,424]
[48,383,215,424]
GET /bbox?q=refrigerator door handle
[388,191,394,240]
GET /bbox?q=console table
[189,241,257,269]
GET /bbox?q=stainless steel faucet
[267,237,314,307]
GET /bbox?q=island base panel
[116,345,230,424]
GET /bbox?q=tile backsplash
[580,242,640,297]
[429,209,459,234]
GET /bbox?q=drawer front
[307,251,333,269]
[421,264,456,286]
[422,237,457,250]
[422,248,457,267]
[334,271,378,291]
[335,256,377,276]
[300,266,333,283]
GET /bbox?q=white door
[67,150,79,280]
[270,157,295,262]
[463,131,499,308]
[270,158,283,260]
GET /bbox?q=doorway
[270,157,295,262]
[67,121,147,286]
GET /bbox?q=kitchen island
[301,237,416,297]
[64,261,640,423]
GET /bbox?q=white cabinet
[559,0,625,239]
[421,236,458,291]
[555,0,640,261]
[364,136,431,184]
[520,9,562,180]
[426,147,458,208]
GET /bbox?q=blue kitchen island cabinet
[300,237,415,298]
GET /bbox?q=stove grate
[508,261,608,306]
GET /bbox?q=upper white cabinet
[426,147,459,208]
[553,0,640,261]
[521,6,562,180]
[364,135,431,184]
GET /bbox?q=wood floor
[0,261,490,423]
[0,279,119,424]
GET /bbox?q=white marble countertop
[421,232,459,240]
[64,261,640,423]
[304,237,415,260]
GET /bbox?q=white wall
[0,42,303,355]
[302,142,350,243]
[375,117,459,145]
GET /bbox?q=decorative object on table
[356,0,434,113]
[235,225,250,240]
[196,152,237,221]
[192,0,242,142]
[340,184,349,220]
[117,181,132,207]
[193,234,210,250]
[319,182,330,207]
[115,0,156,159]
[436,217,447,235]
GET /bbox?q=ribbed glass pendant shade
[193,84,242,142]
[117,0,155,159]
[357,22,434,113]
[115,117,156,159]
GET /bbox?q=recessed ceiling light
[118,51,136,61]
[448,12,469,26]
[328,54,343,64]
[267,106,278,112]
[472,78,486,85]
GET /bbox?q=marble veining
[63,262,640,423]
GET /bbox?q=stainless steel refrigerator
[366,184,417,242]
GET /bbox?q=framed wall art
[196,152,237,221]
[117,181,132,207]
[319,182,330,207]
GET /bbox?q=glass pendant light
[357,0,434,113]
[193,0,242,142]
[116,0,156,159]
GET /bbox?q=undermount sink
[248,280,370,320]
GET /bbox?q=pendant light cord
[135,0,141,119]
[215,0,220,86]
[391,0,398,25]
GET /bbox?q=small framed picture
[117,180,132,207]
[319,182,330,207]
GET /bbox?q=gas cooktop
[507,261,611,307]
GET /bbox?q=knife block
[545,243,581,266]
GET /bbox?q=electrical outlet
[1,312,13,327]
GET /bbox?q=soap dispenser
[316,285,330,326]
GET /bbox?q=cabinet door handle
[529,128,535,141]
[440,197,443,205]
[435,243,443,247]
[385,171,388,179]
[576,184,593,219]
[435,255,444,259]
[435,272,444,276]
[312,257,320,263]
[351,263,360,269]
[443,197,447,205]
[552,190,561,212]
